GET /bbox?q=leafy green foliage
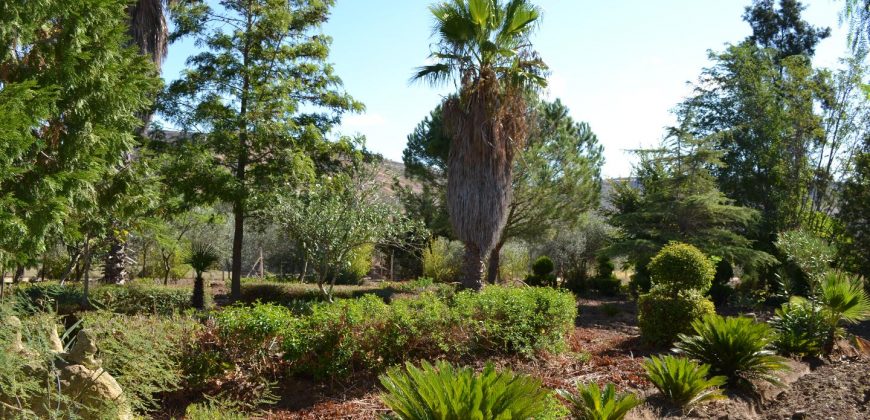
[186,242,221,309]
[164,0,363,299]
[818,270,870,326]
[184,400,248,420]
[0,0,159,264]
[770,298,830,357]
[82,311,200,414]
[648,243,716,294]
[837,139,870,279]
[775,229,836,293]
[379,361,553,420]
[422,237,465,282]
[526,255,557,287]
[275,166,425,301]
[454,286,577,355]
[15,283,191,316]
[607,122,775,283]
[675,315,789,387]
[558,382,642,420]
[643,355,726,409]
[638,289,716,347]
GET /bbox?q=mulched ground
[189,295,870,419]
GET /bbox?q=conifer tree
[163,0,361,300]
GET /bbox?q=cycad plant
[558,382,642,420]
[414,0,548,290]
[378,360,552,420]
[185,242,220,309]
[675,315,789,387]
[643,355,726,411]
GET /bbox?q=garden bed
[243,296,870,419]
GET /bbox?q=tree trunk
[103,232,129,284]
[230,199,245,301]
[81,239,92,308]
[460,243,484,291]
[230,8,252,302]
[59,248,82,285]
[192,274,205,309]
[298,256,308,283]
[485,240,505,285]
[12,265,24,283]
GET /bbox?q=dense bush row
[14,282,192,315]
[195,286,576,392]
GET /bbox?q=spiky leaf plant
[379,360,552,420]
[770,297,830,357]
[643,355,726,410]
[819,271,870,326]
[185,242,220,309]
[558,382,642,420]
[675,315,789,387]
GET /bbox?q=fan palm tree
[185,242,220,309]
[414,0,548,290]
[102,0,176,285]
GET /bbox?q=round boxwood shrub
[638,289,715,347]
[532,256,555,277]
[648,242,715,293]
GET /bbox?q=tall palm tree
[102,0,176,285]
[414,0,547,290]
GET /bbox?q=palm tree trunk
[192,274,205,309]
[460,243,484,291]
[485,240,505,284]
[103,231,129,284]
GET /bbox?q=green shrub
[185,400,249,420]
[643,355,725,410]
[336,244,374,285]
[379,361,554,420]
[498,241,531,282]
[214,303,295,343]
[708,260,734,305]
[14,283,191,315]
[422,237,464,282]
[648,243,715,293]
[454,286,576,355]
[593,276,621,297]
[558,382,642,420]
[526,256,557,287]
[770,298,830,357]
[638,289,715,347]
[675,315,788,387]
[282,294,458,377]
[532,256,555,276]
[81,311,200,414]
[775,229,836,292]
[596,256,615,278]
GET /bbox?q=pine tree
[607,116,776,289]
[163,0,362,300]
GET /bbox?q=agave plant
[675,315,789,387]
[643,355,726,411]
[379,360,552,420]
[185,242,220,309]
[558,382,642,420]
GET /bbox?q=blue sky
[160,0,852,177]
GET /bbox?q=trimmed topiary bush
[526,255,557,287]
[638,289,715,347]
[648,242,715,293]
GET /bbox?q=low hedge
[207,286,578,379]
[14,282,191,315]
